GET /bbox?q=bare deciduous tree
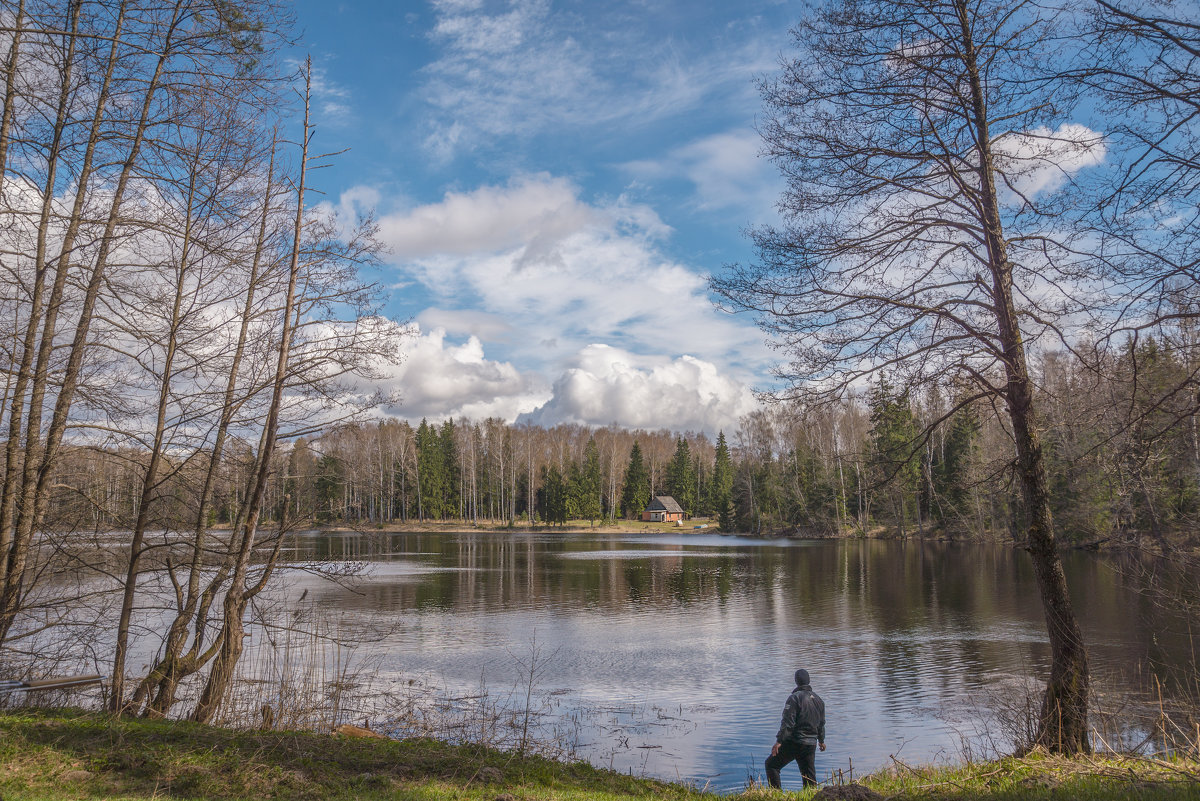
[0,2,405,724]
[712,0,1103,752]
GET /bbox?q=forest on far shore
[47,329,1200,545]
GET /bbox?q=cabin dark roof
[645,495,684,514]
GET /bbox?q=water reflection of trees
[289,535,1195,700]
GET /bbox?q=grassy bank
[0,709,704,801]
[2,709,1199,800]
[812,751,1200,800]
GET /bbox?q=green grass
[791,751,1200,800]
[0,709,706,801]
[2,709,1198,800]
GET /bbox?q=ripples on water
[261,532,1194,793]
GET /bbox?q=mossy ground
[2,709,1199,800]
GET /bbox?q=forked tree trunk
[133,143,278,718]
[111,140,206,711]
[192,64,313,724]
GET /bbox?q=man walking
[765,668,826,789]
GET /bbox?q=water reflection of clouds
[877,628,1045,645]
[363,562,483,575]
[616,534,818,549]
[558,550,744,560]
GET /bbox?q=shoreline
[296,518,723,536]
[293,520,1200,554]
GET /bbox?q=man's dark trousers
[765,740,817,789]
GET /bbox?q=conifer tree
[314,454,344,522]
[710,431,734,517]
[868,379,921,534]
[718,496,738,533]
[540,464,568,525]
[620,440,652,518]
[665,437,696,515]
[416,419,446,519]
[930,399,980,528]
[573,437,603,524]
[439,419,461,518]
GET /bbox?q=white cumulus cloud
[518,345,758,435]
[375,334,758,436]
[369,176,769,377]
[376,324,551,422]
[379,175,599,259]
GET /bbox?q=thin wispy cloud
[622,129,783,221]
[418,0,780,159]
[286,57,354,123]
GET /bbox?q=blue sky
[289,0,800,434]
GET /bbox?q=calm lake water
[266,531,1193,792]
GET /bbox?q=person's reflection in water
[765,668,826,789]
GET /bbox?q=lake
[264,531,1193,792]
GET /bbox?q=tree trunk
[0,0,26,194]
[956,0,1089,753]
[192,64,313,723]
[0,0,126,643]
[134,147,278,717]
[0,0,82,599]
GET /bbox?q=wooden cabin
[641,495,684,523]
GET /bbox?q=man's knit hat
[795,669,810,687]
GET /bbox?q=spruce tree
[718,496,737,533]
[415,419,446,520]
[710,431,733,518]
[540,465,568,525]
[665,437,696,515]
[930,399,980,528]
[313,453,343,522]
[620,441,652,518]
[868,379,920,534]
[439,419,461,518]
[573,437,603,524]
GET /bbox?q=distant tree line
[46,329,1200,545]
[296,331,1198,543]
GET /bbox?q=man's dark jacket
[776,684,825,746]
